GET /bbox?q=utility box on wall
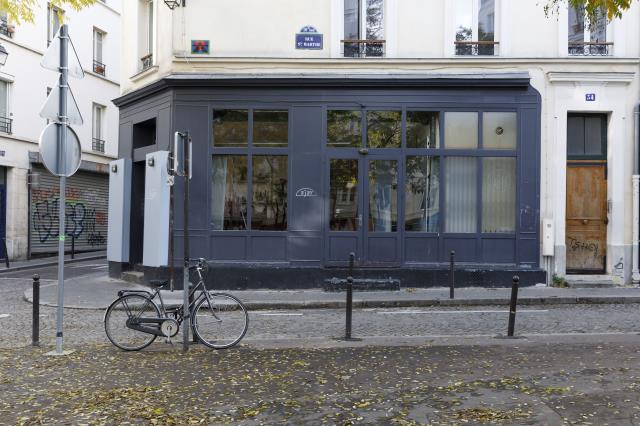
[143,151,170,267]
[107,158,132,263]
[542,218,554,257]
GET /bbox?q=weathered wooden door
[566,163,607,273]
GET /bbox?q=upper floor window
[47,4,64,45]
[0,12,13,38]
[568,6,610,55]
[0,81,11,134]
[93,29,106,76]
[92,104,106,153]
[343,0,385,58]
[139,0,154,71]
[455,0,497,56]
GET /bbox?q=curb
[23,294,640,311]
[0,254,106,274]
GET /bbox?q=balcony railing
[454,40,500,56]
[568,42,613,56]
[0,19,13,38]
[342,39,386,58]
[140,54,153,71]
[0,116,12,134]
[93,60,106,76]
[92,138,105,153]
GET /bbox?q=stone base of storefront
[112,263,546,290]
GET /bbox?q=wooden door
[566,163,607,273]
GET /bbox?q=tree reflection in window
[328,110,362,147]
[405,156,440,232]
[252,156,288,230]
[330,159,359,231]
[213,109,248,147]
[211,156,248,230]
[254,110,288,147]
[367,111,401,148]
[407,111,439,148]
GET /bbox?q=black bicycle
[104,258,248,351]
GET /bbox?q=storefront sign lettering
[296,26,323,50]
[295,188,318,198]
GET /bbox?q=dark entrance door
[566,114,608,274]
[129,161,146,265]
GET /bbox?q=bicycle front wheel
[193,293,249,349]
[104,294,161,351]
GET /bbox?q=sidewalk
[0,250,106,274]
[22,271,640,310]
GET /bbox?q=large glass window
[368,160,398,232]
[407,112,439,148]
[455,0,496,55]
[444,112,478,149]
[213,110,248,147]
[367,111,401,148]
[568,5,608,55]
[445,157,477,233]
[253,110,288,147]
[211,156,248,230]
[343,0,384,57]
[330,159,359,231]
[405,156,440,232]
[252,156,288,231]
[482,158,516,233]
[327,110,362,148]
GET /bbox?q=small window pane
[211,156,247,230]
[405,156,440,232]
[407,111,439,148]
[482,158,516,233]
[445,112,478,149]
[213,110,248,147]
[584,116,604,156]
[328,110,361,148]
[483,112,516,149]
[367,111,401,148]
[253,110,288,147]
[330,159,358,231]
[368,160,398,232]
[478,0,495,55]
[445,157,477,233]
[252,156,288,231]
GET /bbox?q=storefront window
[251,156,288,230]
[483,112,516,149]
[405,156,440,232]
[211,156,248,230]
[445,157,477,233]
[368,160,398,231]
[407,112,439,148]
[327,110,362,147]
[213,110,248,147]
[330,159,359,231]
[367,111,401,148]
[253,110,288,147]
[482,157,516,232]
[444,112,478,149]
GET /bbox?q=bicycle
[104,258,249,351]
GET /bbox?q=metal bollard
[507,275,520,337]
[71,236,75,259]
[32,274,40,347]
[345,252,355,340]
[449,251,455,299]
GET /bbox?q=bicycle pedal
[165,337,174,345]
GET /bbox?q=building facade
[110,0,640,287]
[0,0,121,259]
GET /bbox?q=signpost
[38,24,84,356]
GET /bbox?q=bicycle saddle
[149,280,169,288]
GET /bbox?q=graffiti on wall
[31,187,107,247]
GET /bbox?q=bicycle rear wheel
[104,294,161,351]
[193,293,249,349]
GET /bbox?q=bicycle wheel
[193,293,249,349]
[104,294,161,351]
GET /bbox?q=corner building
[109,0,640,288]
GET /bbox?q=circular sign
[38,123,82,177]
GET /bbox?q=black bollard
[345,252,355,340]
[32,274,40,347]
[71,235,75,259]
[449,251,455,299]
[507,275,520,337]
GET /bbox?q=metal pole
[345,252,355,339]
[182,133,190,352]
[71,235,75,259]
[32,274,40,347]
[449,250,455,299]
[55,24,69,355]
[507,275,520,337]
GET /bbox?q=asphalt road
[0,257,108,280]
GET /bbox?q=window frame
[453,0,498,56]
[47,4,64,46]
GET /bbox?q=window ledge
[85,70,119,86]
[130,65,159,82]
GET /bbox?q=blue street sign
[586,93,596,102]
[296,26,323,50]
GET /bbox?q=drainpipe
[632,103,640,283]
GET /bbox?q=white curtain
[482,158,516,233]
[211,157,228,230]
[445,157,477,233]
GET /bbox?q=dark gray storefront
[113,74,544,288]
